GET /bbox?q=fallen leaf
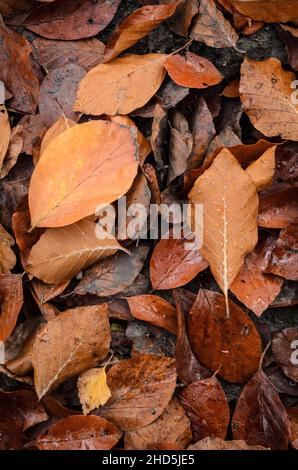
[77,368,111,416]
[230,0,298,23]
[125,398,191,450]
[39,115,75,159]
[0,100,10,172]
[150,102,168,166]
[99,354,177,431]
[222,79,240,98]
[232,370,290,450]
[246,146,276,192]
[39,63,86,127]
[32,304,111,398]
[188,149,259,312]
[31,37,105,73]
[188,437,267,450]
[188,96,215,169]
[287,408,298,449]
[74,54,167,116]
[168,110,193,182]
[1,123,24,178]
[272,328,298,382]
[29,120,138,228]
[35,415,121,450]
[266,222,298,281]
[230,234,283,316]
[150,237,208,290]
[165,52,223,89]
[127,294,177,335]
[258,187,298,229]
[126,321,175,358]
[0,16,39,113]
[27,218,125,284]
[240,57,298,140]
[161,0,199,37]
[74,245,149,297]
[158,80,190,109]
[0,0,36,16]
[191,0,239,48]
[271,280,298,308]
[188,289,262,383]
[180,376,230,441]
[276,142,298,184]
[0,274,23,342]
[0,223,16,273]
[279,25,298,72]
[104,1,180,62]
[24,0,121,40]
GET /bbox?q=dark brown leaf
[168,110,193,183]
[272,328,298,383]
[266,222,298,281]
[258,187,298,229]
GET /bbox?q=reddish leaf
[0,274,23,342]
[0,389,47,432]
[258,187,298,229]
[232,370,290,450]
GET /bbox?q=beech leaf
[0,274,23,342]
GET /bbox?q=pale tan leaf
[39,114,75,161]
[188,149,259,314]
[27,218,126,284]
[77,367,111,415]
[245,145,276,192]
[0,223,16,273]
[74,54,167,116]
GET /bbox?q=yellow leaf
[77,367,111,415]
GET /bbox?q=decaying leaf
[240,57,298,140]
[29,120,138,228]
[99,354,177,431]
[191,0,239,48]
[266,222,298,281]
[188,96,215,169]
[27,219,126,284]
[0,274,23,342]
[165,52,223,89]
[35,415,122,450]
[188,289,262,383]
[272,328,298,383]
[77,368,111,416]
[74,54,167,116]
[32,304,111,398]
[150,237,208,290]
[188,149,259,313]
[232,370,290,450]
[0,223,16,273]
[180,376,230,442]
[127,294,177,335]
[104,1,180,62]
[24,0,121,40]
[188,437,267,450]
[125,399,192,450]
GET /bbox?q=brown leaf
[24,0,121,40]
[74,53,167,116]
[104,1,180,62]
[188,149,259,312]
[240,57,298,140]
[0,16,39,113]
[287,407,298,449]
[266,222,298,281]
[74,245,149,297]
[271,280,298,308]
[150,102,168,167]
[188,96,215,169]
[246,146,276,192]
[230,234,283,316]
[125,398,191,450]
[32,304,111,398]
[35,415,121,450]
[230,0,298,23]
[127,294,177,335]
[77,368,111,415]
[188,289,262,383]
[222,79,240,98]
[258,187,298,229]
[180,376,230,441]
[0,223,16,273]
[161,0,199,37]
[27,218,125,284]
[150,237,208,290]
[0,100,10,172]
[191,0,239,48]
[99,354,177,431]
[174,289,211,385]
[279,25,298,72]
[272,328,298,383]
[0,274,23,342]
[39,115,75,159]
[165,52,223,89]
[188,437,267,450]
[1,123,24,179]
[0,0,36,16]
[168,110,193,183]
[29,120,138,228]
[31,37,105,73]
[232,370,290,450]
[39,63,86,127]
[276,142,298,184]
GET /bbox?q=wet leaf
[32,304,111,398]
[99,354,177,431]
[35,415,121,450]
[74,54,167,116]
[77,368,111,415]
[266,222,298,281]
[188,289,262,383]
[258,187,298,229]
[0,274,23,342]
[0,389,48,431]
[180,376,230,441]
[272,328,298,382]
[29,120,138,228]
[232,370,290,450]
